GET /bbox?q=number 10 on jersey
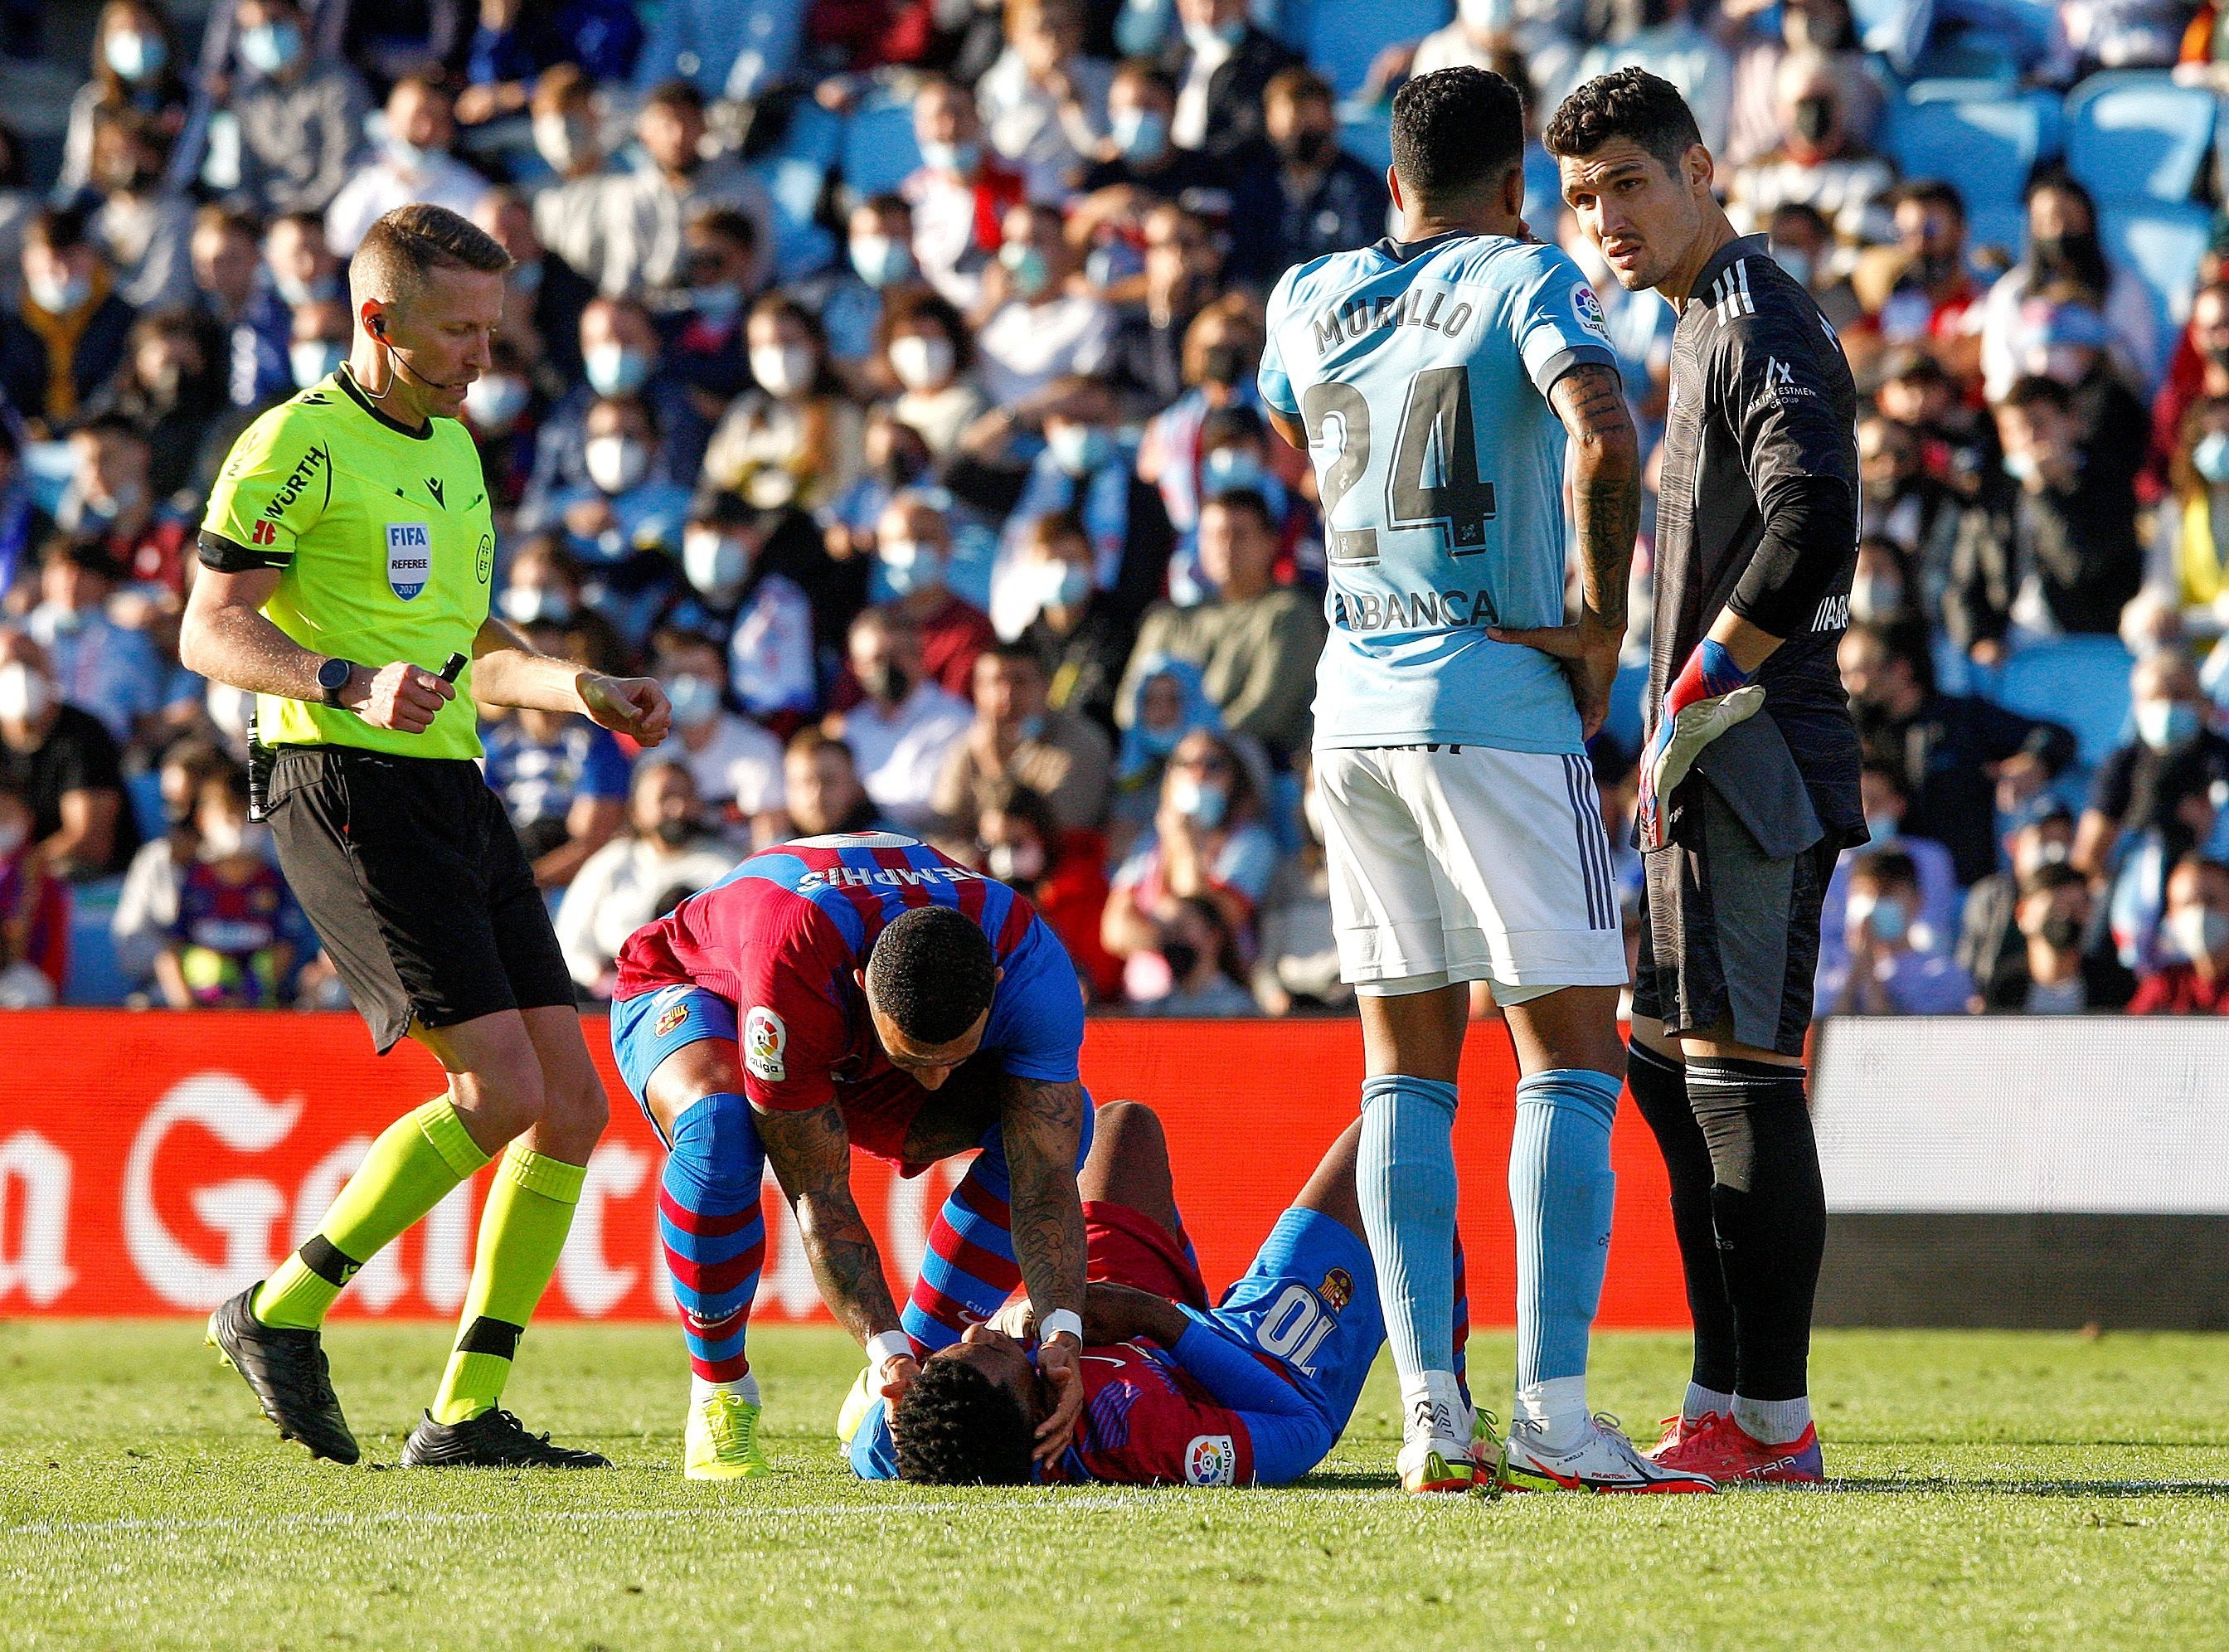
[1301,365,1498,567]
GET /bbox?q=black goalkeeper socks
[1685,1057,1826,1403]
[1626,1041,1738,1395]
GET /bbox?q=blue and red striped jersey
[614,832,1085,1115]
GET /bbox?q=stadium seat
[1337,100,1393,176]
[1882,90,2058,236]
[838,92,921,199]
[2065,71,2217,206]
[2101,201,2212,333]
[63,875,128,1008]
[749,154,836,282]
[1299,0,1452,98]
[1992,634,2136,768]
[125,770,167,845]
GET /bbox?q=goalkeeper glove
[1638,638,1766,851]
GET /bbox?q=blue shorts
[1204,1208,1385,1433]
[609,984,736,1138]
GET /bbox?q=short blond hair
[349,202,511,313]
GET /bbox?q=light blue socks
[1358,1074,1464,1441]
[1509,1067,1623,1446]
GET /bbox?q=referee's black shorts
[267,746,575,1052]
[1630,784,1842,1059]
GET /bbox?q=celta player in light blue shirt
[1260,66,1712,1496]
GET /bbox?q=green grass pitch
[6,1321,2229,1650]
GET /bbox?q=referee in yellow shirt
[182,204,671,1468]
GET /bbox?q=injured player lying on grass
[840,1101,1713,1491]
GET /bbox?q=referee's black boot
[401,1407,612,1468]
[205,1285,362,1465]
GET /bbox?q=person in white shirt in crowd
[703,294,864,511]
[989,375,1158,640]
[879,289,988,460]
[225,0,372,217]
[590,79,775,299]
[813,194,925,393]
[977,0,1113,200]
[1729,51,1896,248]
[673,493,820,722]
[556,758,741,998]
[1368,0,1586,107]
[974,201,1117,409]
[1975,173,2159,403]
[1814,848,1978,1016]
[1161,0,1300,158]
[902,74,1029,311]
[323,74,495,255]
[651,626,789,846]
[1819,760,1964,979]
[527,65,614,279]
[24,536,163,749]
[823,607,974,832]
[1571,0,1736,154]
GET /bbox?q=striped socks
[657,1091,766,1388]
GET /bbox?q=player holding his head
[609,833,1092,1480]
[846,1102,1532,1491]
[1548,69,1864,1484]
[1259,67,1707,1494]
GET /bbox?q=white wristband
[1039,1309,1083,1344]
[866,1331,912,1370]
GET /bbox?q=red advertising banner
[0,1011,1688,1328]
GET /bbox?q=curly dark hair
[1391,66,1523,205]
[1543,66,1704,174]
[863,904,998,1044]
[891,1358,1035,1484]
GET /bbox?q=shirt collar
[334,363,435,441]
[1692,232,1773,299]
[1372,229,1474,265]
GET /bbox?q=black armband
[1725,477,1857,639]
[197,527,289,573]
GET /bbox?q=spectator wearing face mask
[1,207,135,439]
[1073,61,1236,227]
[1105,204,1228,406]
[877,288,985,459]
[935,641,1114,835]
[824,607,974,830]
[781,726,890,838]
[84,106,197,314]
[527,66,615,272]
[582,80,775,299]
[1952,375,2145,661]
[643,204,757,415]
[1012,510,1141,738]
[862,493,996,699]
[23,534,164,749]
[0,635,137,880]
[1253,750,1349,1017]
[1730,49,1893,248]
[811,196,925,396]
[1110,653,1235,838]
[556,758,740,998]
[1119,490,1327,762]
[1720,0,1878,167]
[1105,726,1278,995]
[973,202,1116,408]
[2148,395,2229,632]
[1841,619,2076,885]
[61,2,190,201]
[668,493,821,726]
[2129,854,2229,1012]
[1858,414,1959,591]
[2017,301,2151,477]
[1817,760,1963,977]
[155,764,301,1008]
[2076,651,2229,881]
[824,406,947,571]
[1135,297,1257,582]
[976,375,1173,642]
[1959,797,2079,1006]
[1872,345,2000,512]
[978,0,1114,199]
[1137,892,1259,1013]
[1763,201,1864,333]
[1243,67,1389,280]
[1981,861,2135,1013]
[2147,282,2229,506]
[493,534,628,674]
[649,626,787,844]
[902,74,1031,312]
[323,75,495,256]
[459,335,543,511]
[1814,848,1975,1014]
[225,0,372,217]
[1853,181,1989,381]
[1847,536,1921,630]
[703,295,863,512]
[1159,0,1300,159]
[549,393,695,579]
[524,297,711,524]
[974,777,1119,1000]
[56,415,188,598]
[1975,174,2159,404]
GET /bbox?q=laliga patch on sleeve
[1572,282,1610,340]
[744,1006,788,1082]
[1185,1434,1236,1486]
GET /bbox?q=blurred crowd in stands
[2,0,2229,1019]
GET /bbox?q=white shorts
[1315,744,1628,1001]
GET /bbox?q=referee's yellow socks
[430,1143,586,1424]
[254,1096,492,1331]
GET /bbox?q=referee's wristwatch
[317,656,360,712]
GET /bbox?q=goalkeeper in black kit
[1546,68,1865,1484]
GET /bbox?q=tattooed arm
[755,1101,919,1402]
[1488,360,1639,739]
[1001,1074,1089,1462]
